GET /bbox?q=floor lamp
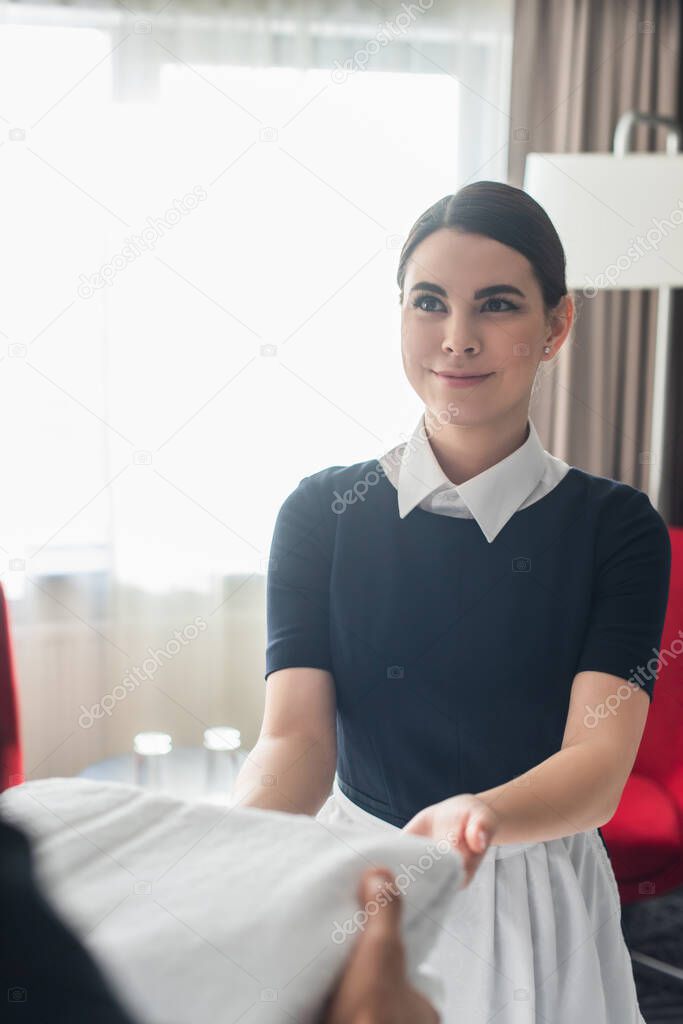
[523,111,683,516]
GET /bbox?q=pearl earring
[543,345,551,353]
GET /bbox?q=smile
[432,371,494,388]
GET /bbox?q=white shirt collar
[380,413,549,542]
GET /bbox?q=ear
[546,293,574,352]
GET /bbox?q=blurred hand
[322,867,440,1024]
[403,794,499,888]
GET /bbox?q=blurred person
[0,813,437,1023]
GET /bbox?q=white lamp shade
[523,153,683,290]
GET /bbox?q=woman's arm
[404,669,650,876]
[231,667,337,816]
[474,669,650,846]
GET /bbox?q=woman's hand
[403,794,500,888]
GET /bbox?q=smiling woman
[245,181,672,1023]
[395,184,573,484]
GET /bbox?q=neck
[423,407,530,486]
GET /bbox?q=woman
[233,181,671,1023]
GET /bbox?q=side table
[78,745,249,805]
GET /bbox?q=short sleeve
[264,474,334,681]
[574,488,671,701]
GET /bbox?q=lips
[432,370,493,379]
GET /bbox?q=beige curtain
[508,0,682,522]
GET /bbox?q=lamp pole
[613,111,682,515]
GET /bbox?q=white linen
[0,778,463,1024]
[318,778,647,1024]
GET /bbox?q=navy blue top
[265,460,672,828]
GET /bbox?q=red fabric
[602,526,683,904]
[0,583,23,791]
[603,774,681,881]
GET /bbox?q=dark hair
[396,181,568,318]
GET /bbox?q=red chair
[0,582,23,791]
[601,525,683,905]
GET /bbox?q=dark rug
[621,885,683,1023]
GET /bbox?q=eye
[411,294,445,313]
[411,293,519,314]
[481,296,518,313]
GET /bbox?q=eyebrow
[408,281,526,300]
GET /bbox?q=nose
[441,311,481,356]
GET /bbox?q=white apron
[316,777,646,1024]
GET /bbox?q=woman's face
[400,228,571,427]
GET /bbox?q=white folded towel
[0,779,462,1024]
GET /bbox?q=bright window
[0,5,512,594]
